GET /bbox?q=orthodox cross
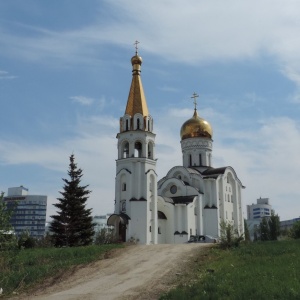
[191,92,199,110]
[134,40,140,54]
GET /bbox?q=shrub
[94,228,118,245]
[219,221,243,249]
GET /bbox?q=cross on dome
[191,92,199,110]
[134,40,140,55]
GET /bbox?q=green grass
[161,240,300,300]
[0,244,123,297]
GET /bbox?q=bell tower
[180,93,213,169]
[114,44,158,244]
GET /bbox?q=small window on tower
[122,183,126,191]
[149,226,152,232]
[137,118,140,130]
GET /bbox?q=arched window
[122,142,129,158]
[122,183,126,191]
[148,119,151,131]
[134,141,142,157]
[126,119,129,131]
[148,142,154,159]
[189,154,192,166]
[137,118,140,130]
[199,154,202,166]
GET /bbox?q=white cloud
[70,95,95,106]
[2,0,300,84]
[0,70,17,80]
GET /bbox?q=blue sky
[1,1,300,221]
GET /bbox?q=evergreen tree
[50,154,95,247]
[268,213,280,240]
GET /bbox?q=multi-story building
[246,197,274,240]
[247,197,273,220]
[3,186,47,238]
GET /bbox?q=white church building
[107,49,244,244]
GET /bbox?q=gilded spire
[125,42,149,117]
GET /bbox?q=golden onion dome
[131,54,142,65]
[180,109,213,140]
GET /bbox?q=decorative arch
[134,113,144,130]
[148,141,154,159]
[121,141,129,158]
[134,141,142,157]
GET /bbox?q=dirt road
[20,243,209,300]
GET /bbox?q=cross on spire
[191,92,199,110]
[134,40,140,55]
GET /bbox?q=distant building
[247,197,273,220]
[246,197,274,240]
[280,218,300,231]
[3,186,47,238]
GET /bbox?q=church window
[158,227,161,234]
[148,119,151,131]
[137,118,140,130]
[122,142,129,158]
[134,141,142,157]
[148,142,154,159]
[189,155,192,166]
[126,119,129,131]
[178,175,181,180]
[149,226,151,232]
[199,154,202,166]
[122,183,126,191]
[121,201,126,212]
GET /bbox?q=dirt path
[19,244,210,300]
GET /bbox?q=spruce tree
[50,154,95,247]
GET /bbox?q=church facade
[107,50,244,244]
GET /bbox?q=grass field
[161,240,300,300]
[0,244,123,297]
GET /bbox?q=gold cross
[191,92,199,110]
[134,40,140,54]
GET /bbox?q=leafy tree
[290,221,300,239]
[244,219,250,242]
[0,192,18,250]
[50,154,95,247]
[268,213,280,240]
[259,217,270,241]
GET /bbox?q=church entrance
[119,222,126,242]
